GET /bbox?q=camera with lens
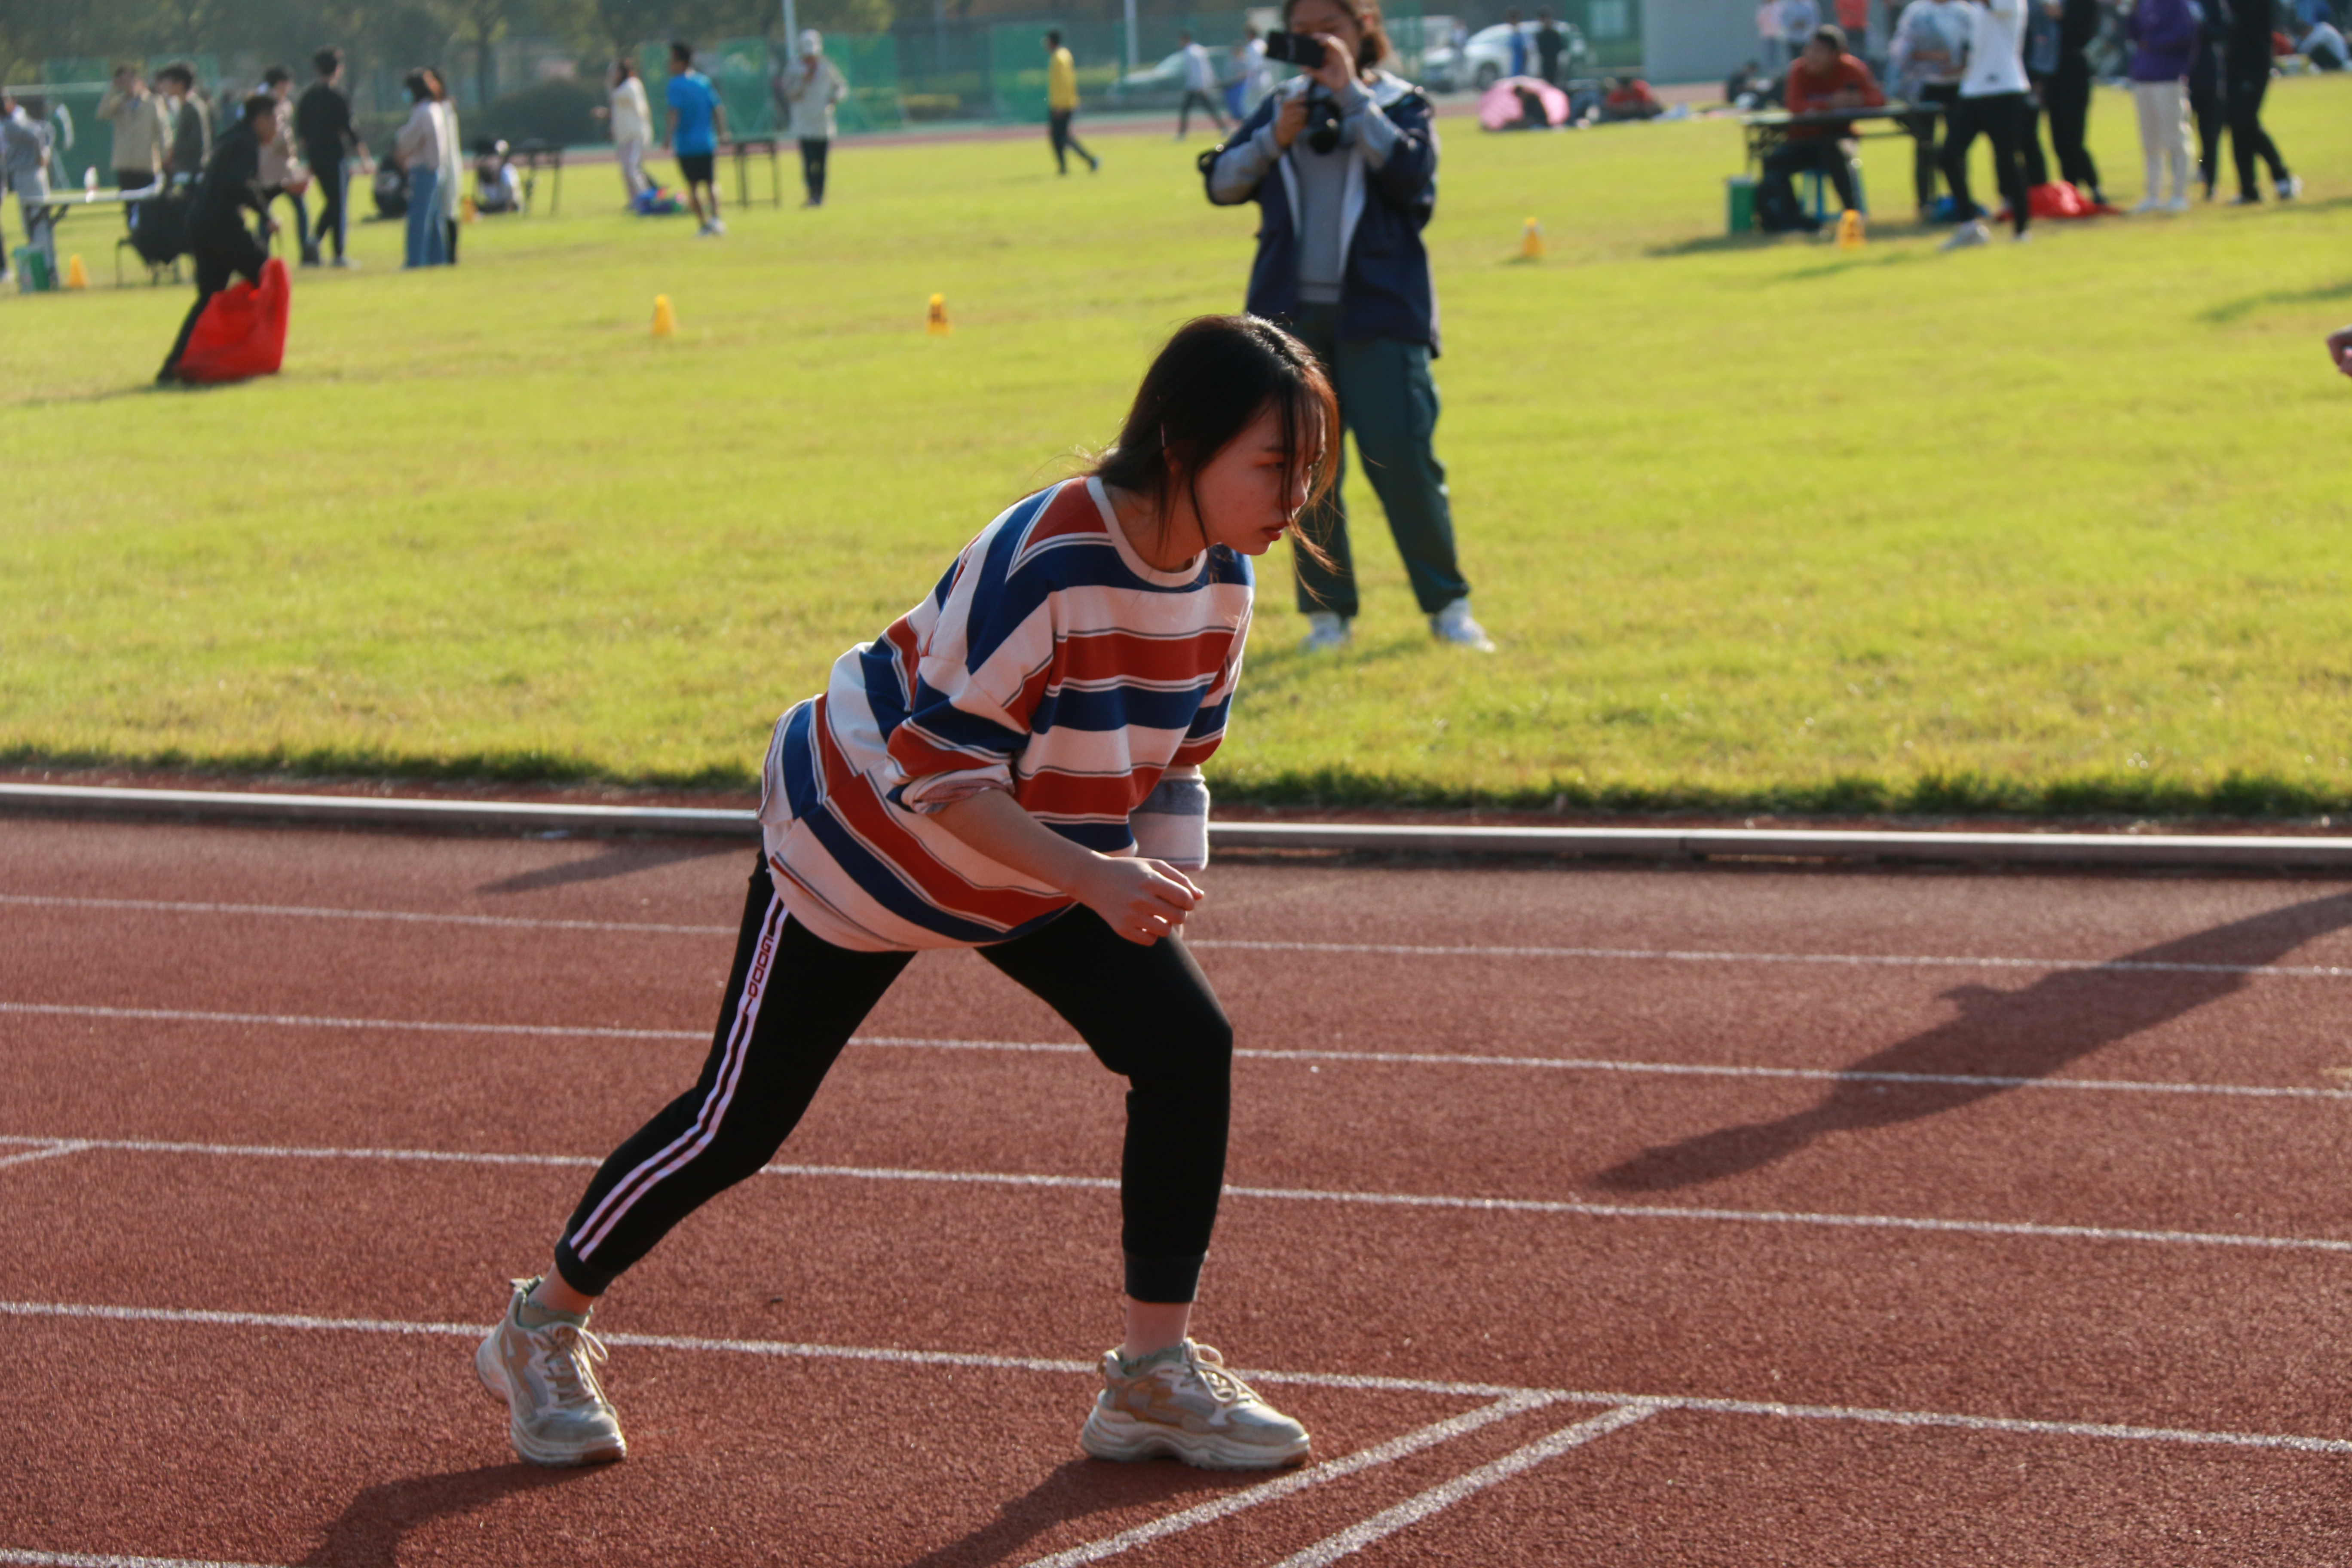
[1300,90,1342,154]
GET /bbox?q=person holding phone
[1202,0,1492,653]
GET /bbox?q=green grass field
[6,80,2350,813]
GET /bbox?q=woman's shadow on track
[300,1461,589,1568]
[898,1457,1247,1568]
[1592,887,2352,1194]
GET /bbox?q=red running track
[4,818,2352,1565]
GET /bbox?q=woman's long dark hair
[1090,315,1338,564]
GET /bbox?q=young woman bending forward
[476,315,1335,1472]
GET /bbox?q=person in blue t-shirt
[662,39,729,236]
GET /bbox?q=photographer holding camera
[1201,0,1491,653]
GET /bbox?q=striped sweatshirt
[756,476,1253,952]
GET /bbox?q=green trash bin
[1724,175,1756,235]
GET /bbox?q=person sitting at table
[1598,75,1666,118]
[1758,25,1884,231]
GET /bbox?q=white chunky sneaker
[1941,218,1992,249]
[1429,598,1496,652]
[475,1277,628,1467]
[2278,174,2302,200]
[1298,611,1353,652]
[1080,1341,1311,1470]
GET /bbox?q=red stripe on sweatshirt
[818,717,1068,929]
[1015,764,1167,820]
[1056,628,1236,687]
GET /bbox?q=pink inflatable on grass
[1477,76,1570,131]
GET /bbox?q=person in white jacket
[776,31,848,206]
[607,58,652,201]
[1939,0,2036,247]
[429,70,463,263]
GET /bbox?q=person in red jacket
[1758,25,1885,230]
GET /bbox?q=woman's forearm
[932,788,1102,896]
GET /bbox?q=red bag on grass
[178,257,291,384]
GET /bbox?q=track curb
[5,782,2352,870]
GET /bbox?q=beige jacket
[98,85,171,175]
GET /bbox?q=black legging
[552,855,1234,1305]
[2042,59,2101,195]
[1177,89,1227,137]
[2226,70,2290,196]
[2021,77,2051,188]
[1905,82,1959,213]
[2188,48,2225,191]
[1048,110,1093,173]
[160,225,266,378]
[1941,90,2034,233]
[799,136,828,202]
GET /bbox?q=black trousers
[1048,110,1093,172]
[1942,91,2034,232]
[445,216,460,264]
[1177,89,1226,136]
[2188,51,2225,190]
[1905,81,1959,210]
[312,159,348,257]
[2022,76,2052,187]
[1759,138,1857,230]
[552,856,1235,1305]
[799,137,828,202]
[2043,60,2101,194]
[113,167,153,229]
[160,225,266,377]
[2226,70,2289,195]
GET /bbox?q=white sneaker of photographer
[475,1277,628,1467]
[1080,1341,1311,1470]
[1299,611,1352,652]
[1430,598,1495,652]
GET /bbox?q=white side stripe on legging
[565,891,787,1262]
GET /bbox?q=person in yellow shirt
[1044,31,1100,174]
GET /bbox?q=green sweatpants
[1288,302,1471,619]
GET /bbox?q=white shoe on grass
[1299,611,1352,652]
[1080,1341,1310,1470]
[709,217,728,236]
[2278,174,2302,200]
[2164,194,2190,212]
[1941,218,1992,249]
[1430,598,1496,651]
[476,1277,628,1467]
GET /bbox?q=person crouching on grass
[158,94,278,384]
[476,315,1332,1472]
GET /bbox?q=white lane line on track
[8,1298,2351,1455]
[0,1552,283,1568]
[12,1003,2349,1105]
[7,1131,2350,1256]
[0,893,733,937]
[0,1141,90,1171]
[1015,1392,1561,1568]
[1268,1403,1665,1568]
[12,892,2351,980]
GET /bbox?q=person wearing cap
[777,31,847,208]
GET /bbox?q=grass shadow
[1591,888,2352,1193]
[2199,277,2352,324]
[477,838,741,895]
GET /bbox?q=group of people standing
[1763,0,2306,242]
[600,38,846,224]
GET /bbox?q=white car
[1424,21,1586,92]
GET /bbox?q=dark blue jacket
[1200,74,1442,354]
